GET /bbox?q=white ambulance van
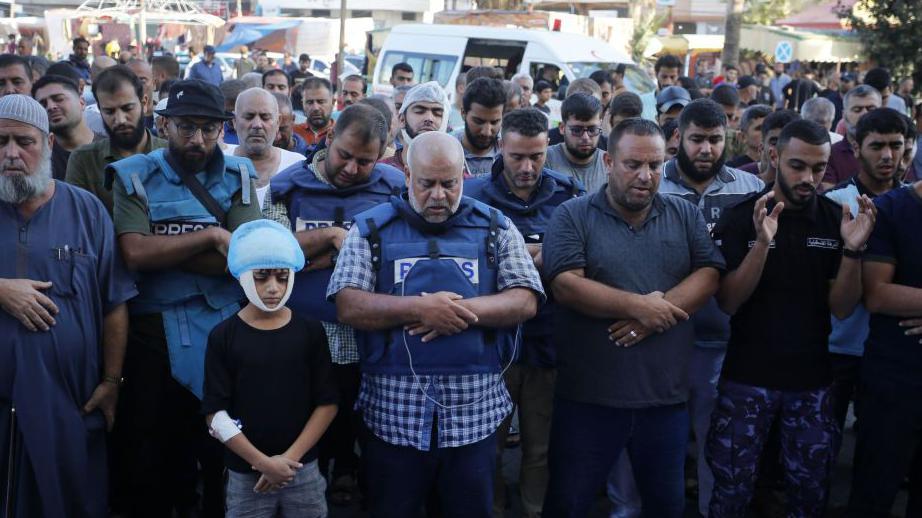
[371,24,657,121]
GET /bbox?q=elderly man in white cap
[380,80,450,173]
[0,94,137,517]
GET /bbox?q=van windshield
[568,62,656,94]
[378,51,458,87]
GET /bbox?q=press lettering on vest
[806,237,840,250]
[295,218,354,232]
[152,221,219,235]
[395,257,480,285]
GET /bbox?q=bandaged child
[202,219,337,517]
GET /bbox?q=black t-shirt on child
[203,313,337,473]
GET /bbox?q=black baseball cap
[155,79,233,120]
[656,86,691,113]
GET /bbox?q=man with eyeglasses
[545,93,609,192]
[109,79,262,517]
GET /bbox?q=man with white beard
[224,88,303,213]
[0,94,136,517]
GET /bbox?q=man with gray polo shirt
[542,118,725,518]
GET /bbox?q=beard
[104,115,146,150]
[776,168,816,207]
[408,182,460,223]
[0,145,53,204]
[676,143,726,183]
[564,140,596,160]
[464,123,495,151]
[168,140,214,174]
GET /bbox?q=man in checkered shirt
[328,131,544,517]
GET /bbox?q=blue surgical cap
[227,219,305,279]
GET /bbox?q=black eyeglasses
[172,121,222,141]
[566,125,603,137]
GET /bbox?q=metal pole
[139,0,147,54]
[336,0,346,89]
[237,0,243,18]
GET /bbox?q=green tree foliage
[838,0,921,84]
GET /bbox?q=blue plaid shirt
[327,215,544,450]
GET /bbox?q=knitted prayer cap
[0,94,49,134]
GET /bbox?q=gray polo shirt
[544,143,609,194]
[451,128,499,177]
[543,188,726,408]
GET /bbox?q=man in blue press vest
[266,102,405,502]
[328,131,545,517]
[110,79,261,518]
[465,107,585,518]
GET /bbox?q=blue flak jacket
[110,148,257,399]
[354,195,517,376]
[465,159,585,367]
[271,160,405,323]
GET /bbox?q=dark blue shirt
[864,185,922,385]
[188,60,223,86]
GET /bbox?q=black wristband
[843,247,864,259]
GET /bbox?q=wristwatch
[103,375,125,387]
[842,247,864,259]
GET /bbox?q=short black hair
[73,36,89,47]
[589,69,611,87]
[302,76,332,94]
[501,108,549,138]
[678,76,703,99]
[855,107,908,146]
[761,109,801,143]
[678,98,727,133]
[655,54,683,73]
[740,104,773,133]
[31,74,80,98]
[47,62,82,84]
[298,53,311,63]
[92,65,144,104]
[863,68,892,92]
[0,54,31,80]
[608,117,664,157]
[900,112,917,142]
[710,84,739,107]
[262,68,291,87]
[534,80,552,93]
[561,93,602,123]
[609,91,643,119]
[333,103,388,153]
[462,77,506,112]
[151,55,180,80]
[358,96,393,133]
[392,62,413,76]
[776,119,831,155]
[661,118,679,141]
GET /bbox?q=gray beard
[0,148,53,204]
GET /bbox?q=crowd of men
[1,35,921,518]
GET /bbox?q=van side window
[377,52,457,87]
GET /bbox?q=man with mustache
[32,74,99,181]
[0,94,136,518]
[225,88,303,212]
[654,98,765,517]
[739,109,801,183]
[823,108,907,458]
[453,77,505,177]
[271,92,309,156]
[109,79,262,517]
[66,65,166,215]
[541,118,724,518]
[707,120,876,517]
[329,130,542,517]
[293,77,334,151]
[545,93,609,192]
[267,103,405,506]
[465,108,586,518]
[381,81,449,174]
[820,84,882,191]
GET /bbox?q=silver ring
[629,330,638,338]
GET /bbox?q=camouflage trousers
[706,380,839,518]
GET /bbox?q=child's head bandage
[227,220,305,311]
